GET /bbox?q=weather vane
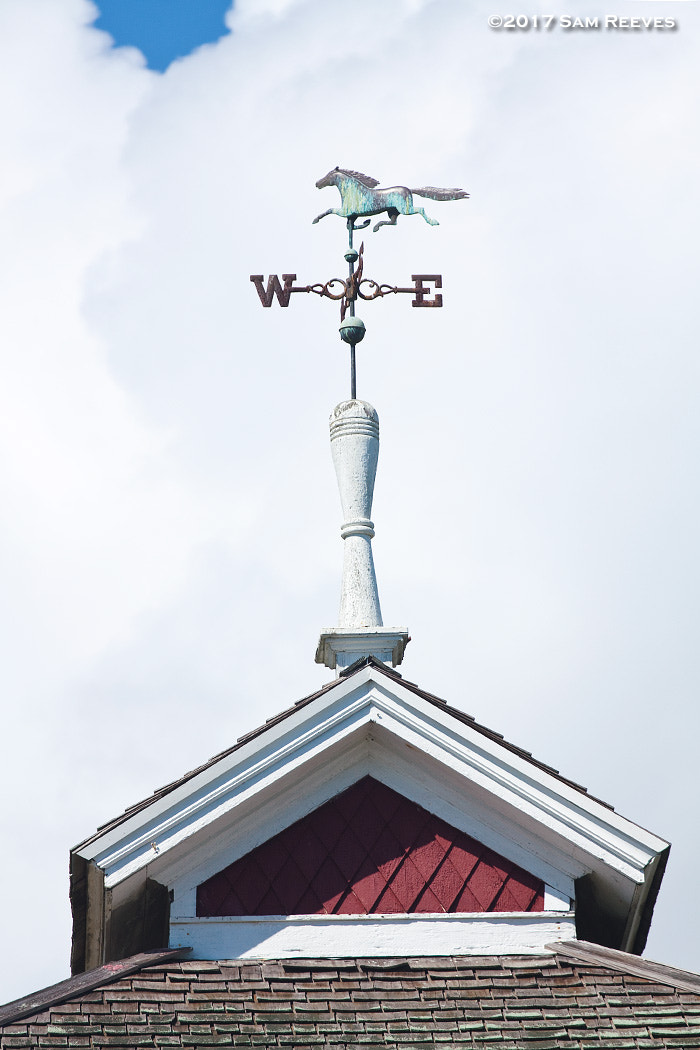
[250,167,468,399]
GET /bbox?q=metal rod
[347,218,356,398]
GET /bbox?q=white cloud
[0,0,699,1002]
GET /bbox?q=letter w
[250,273,297,307]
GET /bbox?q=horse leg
[312,208,343,224]
[412,206,439,227]
[373,208,399,233]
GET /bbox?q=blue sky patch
[93,0,232,72]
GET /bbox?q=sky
[0,0,699,1006]
[92,0,231,71]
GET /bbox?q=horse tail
[412,186,469,201]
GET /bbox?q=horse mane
[336,168,380,189]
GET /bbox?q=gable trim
[79,670,666,895]
[73,659,609,858]
[169,911,576,960]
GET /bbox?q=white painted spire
[332,399,382,627]
[316,398,409,673]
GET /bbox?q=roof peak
[78,656,613,853]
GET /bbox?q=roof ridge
[0,949,191,1028]
[551,939,700,994]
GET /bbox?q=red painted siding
[196,777,544,916]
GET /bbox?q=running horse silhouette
[313,167,469,232]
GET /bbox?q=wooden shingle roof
[3,942,700,1047]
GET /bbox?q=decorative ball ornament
[339,316,366,346]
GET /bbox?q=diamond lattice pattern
[196,777,544,916]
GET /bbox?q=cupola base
[315,627,409,672]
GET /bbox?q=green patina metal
[313,166,468,233]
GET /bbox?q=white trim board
[169,911,577,960]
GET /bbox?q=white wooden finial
[316,399,409,673]
[332,399,382,628]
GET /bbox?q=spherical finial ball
[344,248,359,264]
[339,316,366,346]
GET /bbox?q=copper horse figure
[313,167,469,233]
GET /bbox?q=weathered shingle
[3,946,700,1048]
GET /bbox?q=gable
[196,777,544,917]
[71,661,668,966]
